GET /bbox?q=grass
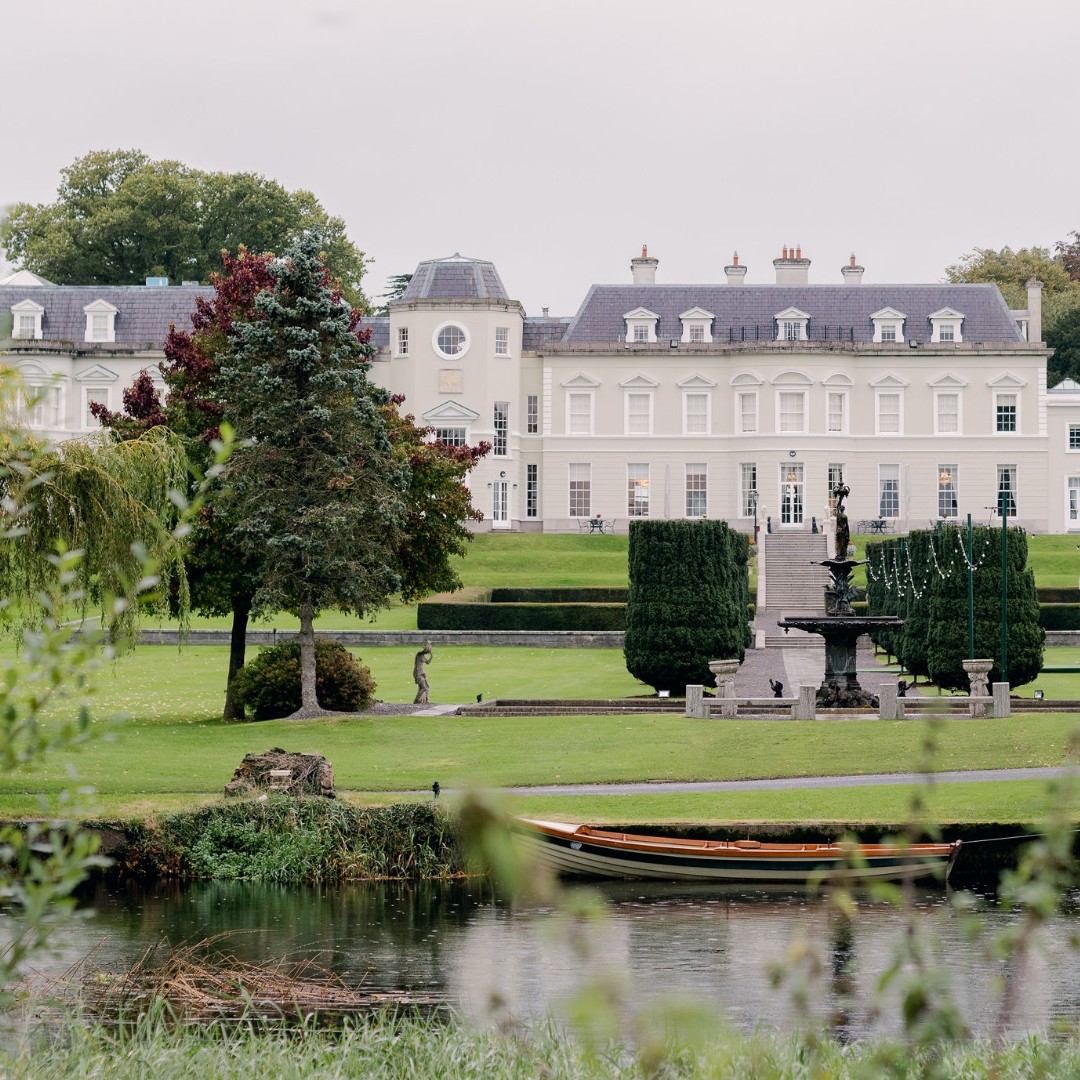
[7,1009,1080,1079]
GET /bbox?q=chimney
[631,244,658,285]
[773,243,810,285]
[1027,276,1043,343]
[541,306,549,318]
[724,251,747,285]
[841,252,865,285]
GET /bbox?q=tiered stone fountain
[778,484,902,708]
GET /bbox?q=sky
[4,0,1078,316]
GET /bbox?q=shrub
[624,519,750,693]
[1038,604,1080,631]
[233,638,375,720]
[417,601,625,631]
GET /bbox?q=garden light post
[748,488,759,544]
[999,489,1008,685]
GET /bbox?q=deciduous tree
[216,233,409,717]
[1,150,370,308]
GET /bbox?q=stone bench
[878,681,1010,720]
[685,684,818,720]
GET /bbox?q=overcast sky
[4,0,1077,315]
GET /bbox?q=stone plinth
[963,659,994,718]
[709,659,740,719]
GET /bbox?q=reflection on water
[7,877,1080,1039]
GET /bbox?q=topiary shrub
[233,638,375,720]
[624,519,750,693]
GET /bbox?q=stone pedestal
[709,659,740,719]
[963,659,994,718]
[685,684,706,719]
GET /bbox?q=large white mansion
[5,247,1080,535]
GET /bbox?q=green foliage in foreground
[6,1011,1080,1080]
[121,799,461,882]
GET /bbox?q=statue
[769,678,784,698]
[832,482,851,559]
[413,643,433,704]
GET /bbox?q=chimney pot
[795,244,802,260]
[630,245,659,285]
[841,254,865,285]
[725,251,747,285]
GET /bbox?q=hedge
[1038,604,1080,631]
[418,601,626,632]
[489,587,629,604]
[624,519,751,693]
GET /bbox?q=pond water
[13,877,1080,1040]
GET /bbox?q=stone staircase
[759,531,831,649]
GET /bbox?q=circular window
[433,322,470,359]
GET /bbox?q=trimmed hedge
[1038,604,1080,631]
[490,587,629,604]
[866,525,1044,691]
[1038,587,1080,604]
[624,519,751,693]
[418,601,626,631]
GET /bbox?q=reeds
[120,798,464,883]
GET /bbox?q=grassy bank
[5,1011,1080,1079]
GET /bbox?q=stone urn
[962,658,994,718]
[708,659,740,719]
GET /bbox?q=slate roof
[402,254,509,302]
[560,284,1026,346]
[359,316,389,348]
[1,284,209,346]
[523,316,572,350]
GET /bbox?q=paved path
[398,766,1074,798]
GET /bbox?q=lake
[12,876,1080,1040]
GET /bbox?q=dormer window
[624,307,659,344]
[774,307,810,342]
[929,307,964,344]
[83,299,118,343]
[870,307,906,344]
[679,307,714,344]
[11,299,44,340]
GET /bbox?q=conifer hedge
[623,519,751,693]
[865,525,1043,691]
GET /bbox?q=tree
[1,149,370,309]
[373,272,413,317]
[624,520,750,694]
[944,243,1080,385]
[944,245,1077,307]
[216,233,410,717]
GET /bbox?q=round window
[433,322,470,359]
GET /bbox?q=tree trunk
[297,596,320,714]
[222,590,252,720]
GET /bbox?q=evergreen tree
[216,233,409,716]
[624,520,750,694]
[926,526,1043,691]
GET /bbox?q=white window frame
[82,386,110,428]
[774,307,810,342]
[686,463,708,518]
[13,374,62,429]
[623,307,659,344]
[826,390,847,434]
[627,463,650,518]
[929,308,964,344]
[739,463,757,518]
[568,463,591,518]
[934,390,961,435]
[494,326,509,356]
[526,394,538,434]
[1069,425,1080,452]
[870,307,906,344]
[997,464,1017,516]
[679,307,714,344]
[83,299,118,344]
[776,390,806,434]
[683,391,710,435]
[624,391,653,436]
[493,401,509,457]
[737,391,758,433]
[994,391,1019,434]
[432,321,471,359]
[396,325,409,356]
[938,464,959,519]
[875,390,904,435]
[566,390,594,436]
[433,426,467,447]
[11,299,44,340]
[879,464,900,519]
[1069,476,1080,527]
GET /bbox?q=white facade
[5,250,1080,534]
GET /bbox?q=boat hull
[516,819,960,884]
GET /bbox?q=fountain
[777,483,902,708]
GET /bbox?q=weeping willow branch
[0,425,192,643]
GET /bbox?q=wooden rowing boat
[515,819,961,884]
